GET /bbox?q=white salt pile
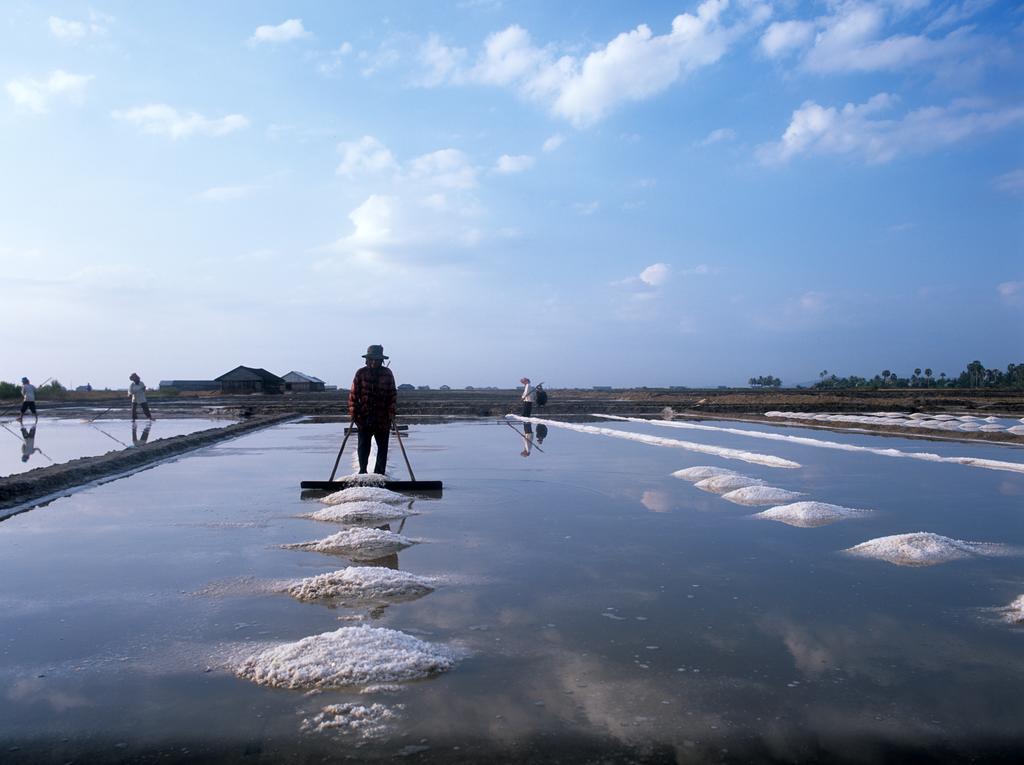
[672,466,739,482]
[753,501,871,528]
[694,474,765,494]
[236,625,454,689]
[720,486,806,506]
[979,424,1006,432]
[283,528,415,559]
[1008,426,1024,436]
[843,532,1019,567]
[998,595,1024,625]
[301,701,401,737]
[333,472,390,486]
[286,567,434,603]
[307,501,414,524]
[321,486,409,506]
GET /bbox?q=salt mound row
[236,625,454,689]
[283,528,415,559]
[307,501,414,524]
[979,424,1005,432]
[333,472,390,486]
[286,567,434,603]
[301,701,401,737]
[754,501,871,528]
[999,595,1024,625]
[843,532,1019,567]
[672,466,738,482]
[1008,426,1024,436]
[321,486,409,506]
[694,474,764,494]
[721,486,806,506]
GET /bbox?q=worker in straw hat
[17,377,37,424]
[348,345,397,475]
[128,372,154,422]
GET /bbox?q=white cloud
[197,185,260,202]
[997,281,1023,306]
[112,104,249,139]
[681,264,711,276]
[250,19,309,44]
[542,134,564,152]
[700,127,736,145]
[428,1,771,126]
[926,0,996,32]
[573,201,599,216]
[416,34,466,87]
[336,135,399,178]
[640,263,670,286]
[48,12,111,42]
[994,168,1024,194]
[759,20,815,58]
[347,195,398,246]
[758,94,1024,165]
[408,149,478,189]
[6,70,93,113]
[494,154,535,174]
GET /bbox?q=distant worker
[20,425,40,462]
[520,377,536,417]
[128,373,154,421]
[18,377,37,424]
[349,345,397,475]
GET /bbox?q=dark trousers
[522,401,533,417]
[132,401,152,420]
[357,427,390,474]
[20,401,37,417]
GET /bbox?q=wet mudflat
[0,417,235,478]
[0,418,1023,763]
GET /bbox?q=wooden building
[215,366,284,394]
[282,371,326,393]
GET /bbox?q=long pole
[0,377,52,420]
[328,419,356,482]
[393,419,415,481]
[502,419,544,453]
[85,406,114,423]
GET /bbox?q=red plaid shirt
[348,366,397,430]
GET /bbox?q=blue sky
[2,1,1021,389]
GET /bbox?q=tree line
[0,380,68,399]
[812,361,1024,390]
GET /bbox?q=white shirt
[129,381,147,403]
[22,383,36,402]
[521,382,536,403]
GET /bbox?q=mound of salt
[979,424,1005,432]
[236,625,454,689]
[753,501,871,528]
[301,701,400,737]
[983,417,1000,423]
[933,414,957,421]
[999,595,1024,625]
[720,486,806,506]
[286,567,434,603]
[283,528,415,559]
[321,486,409,506]
[333,472,390,486]
[843,532,1017,567]
[307,501,413,524]
[672,466,739,482]
[1008,425,1024,436]
[694,474,765,494]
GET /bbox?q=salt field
[0,416,235,478]
[1,417,1023,761]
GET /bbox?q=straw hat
[363,345,389,360]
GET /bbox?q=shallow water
[0,416,234,477]
[0,419,1022,762]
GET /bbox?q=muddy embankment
[0,414,296,514]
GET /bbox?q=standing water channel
[1,418,1023,762]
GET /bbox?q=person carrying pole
[348,345,397,475]
[128,373,154,421]
[17,377,37,424]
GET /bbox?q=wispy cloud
[700,127,736,146]
[640,263,670,286]
[542,134,564,152]
[6,70,93,113]
[48,11,111,42]
[994,168,1024,194]
[494,154,535,174]
[112,104,249,139]
[196,185,262,202]
[336,136,399,178]
[759,94,1024,165]
[249,19,309,45]
[997,281,1023,307]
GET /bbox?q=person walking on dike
[520,377,536,417]
[17,377,37,424]
[349,345,397,475]
[128,373,154,422]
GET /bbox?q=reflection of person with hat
[348,345,397,475]
[128,373,154,421]
[18,377,37,424]
[20,425,40,462]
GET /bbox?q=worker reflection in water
[20,425,40,463]
[520,422,534,457]
[132,421,152,447]
[349,344,397,475]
